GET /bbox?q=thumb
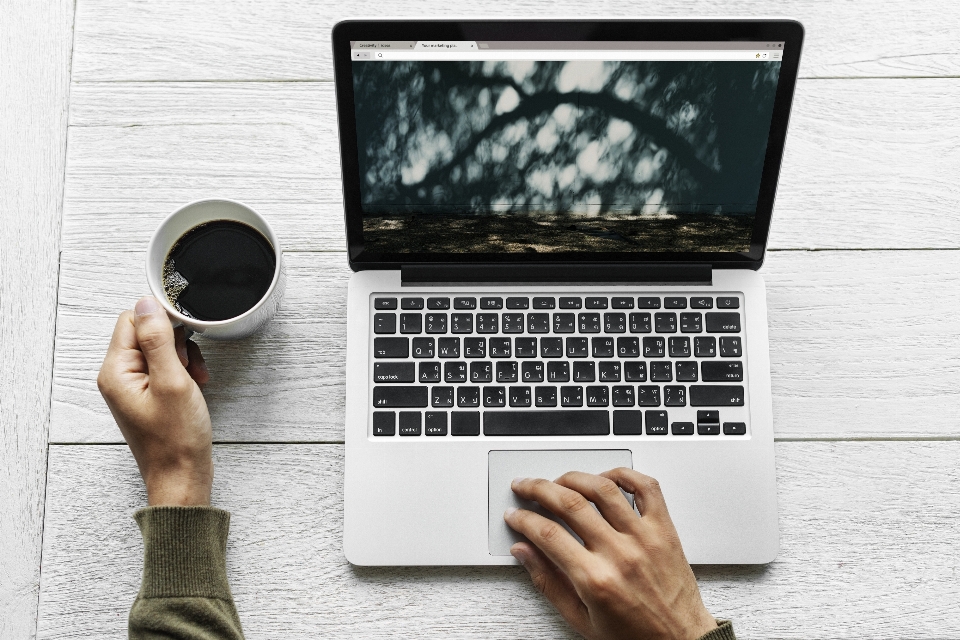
[511,542,590,634]
[133,296,185,381]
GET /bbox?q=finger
[511,477,614,545]
[504,506,592,579]
[600,467,672,525]
[511,541,590,635]
[554,471,639,534]
[132,296,186,383]
[99,310,143,394]
[185,339,210,390]
[173,326,189,368]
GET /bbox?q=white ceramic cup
[146,198,286,340]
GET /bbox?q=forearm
[130,507,244,640]
[697,620,736,640]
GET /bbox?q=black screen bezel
[332,19,804,271]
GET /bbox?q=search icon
[378,52,383,58]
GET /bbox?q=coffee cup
[146,198,286,340]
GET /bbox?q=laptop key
[592,337,614,358]
[506,297,529,309]
[527,313,550,333]
[412,337,434,358]
[717,297,740,309]
[617,337,640,358]
[399,313,422,334]
[567,337,588,358]
[613,410,642,434]
[444,361,467,383]
[665,297,687,309]
[502,313,524,333]
[669,337,690,358]
[470,361,492,383]
[559,297,582,309]
[637,297,661,309]
[651,361,672,382]
[624,361,647,382]
[496,361,518,383]
[425,313,447,333]
[676,362,698,382]
[483,410,609,436]
[698,423,721,435]
[612,297,634,309]
[586,386,609,407]
[535,386,557,407]
[454,297,477,310]
[476,313,499,334]
[374,313,396,334]
[374,337,408,358]
[484,386,506,407]
[654,312,677,333]
[573,361,596,382]
[509,386,532,407]
[373,386,428,408]
[521,361,545,383]
[689,385,745,406]
[698,411,720,424]
[706,312,741,333]
[515,337,537,358]
[425,412,448,436]
[427,297,450,310]
[374,362,416,383]
[719,336,742,357]
[579,313,601,333]
[540,337,563,358]
[637,386,661,406]
[418,362,440,383]
[695,336,717,357]
[547,361,570,382]
[629,312,652,333]
[457,387,479,408]
[489,337,511,358]
[373,411,395,436]
[553,313,576,333]
[451,313,473,334]
[645,410,669,435]
[690,297,713,309]
[464,337,485,358]
[480,297,503,310]
[701,361,743,382]
[598,361,621,382]
[664,386,686,407]
[560,386,584,407]
[374,298,397,310]
[533,297,555,309]
[437,338,459,358]
[612,385,634,406]
[672,421,695,435]
[643,337,665,358]
[451,411,480,436]
[723,422,747,435]
[401,297,424,310]
[432,386,454,408]
[398,412,421,436]
[680,312,702,333]
[604,312,626,333]
[586,297,608,309]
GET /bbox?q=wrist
[145,464,213,506]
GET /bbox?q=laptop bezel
[332,19,804,271]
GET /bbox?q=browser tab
[414,41,479,51]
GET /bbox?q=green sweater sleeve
[697,620,737,640]
[130,506,245,640]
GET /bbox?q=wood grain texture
[50,249,960,444]
[0,0,74,636]
[70,0,960,81]
[62,79,960,251]
[36,442,960,639]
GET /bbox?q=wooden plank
[0,0,74,636]
[62,79,960,251]
[70,0,960,81]
[50,249,960,444]
[36,441,960,638]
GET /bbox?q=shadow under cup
[146,199,286,340]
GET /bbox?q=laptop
[333,19,803,565]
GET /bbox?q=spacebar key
[484,411,610,436]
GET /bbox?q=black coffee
[163,220,276,321]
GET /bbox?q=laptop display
[349,41,785,255]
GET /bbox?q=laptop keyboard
[369,294,748,438]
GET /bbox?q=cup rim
[146,197,283,327]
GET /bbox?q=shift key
[689,385,745,406]
[373,386,428,408]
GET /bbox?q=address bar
[366,50,771,62]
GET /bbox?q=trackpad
[488,449,633,556]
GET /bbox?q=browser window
[349,40,784,254]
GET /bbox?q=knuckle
[584,569,618,602]
[530,570,550,595]
[538,521,563,543]
[596,478,621,498]
[137,328,170,354]
[642,477,663,495]
[154,373,193,397]
[559,490,589,513]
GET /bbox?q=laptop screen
[349,40,785,256]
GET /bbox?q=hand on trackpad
[488,449,632,555]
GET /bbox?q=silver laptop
[333,19,803,565]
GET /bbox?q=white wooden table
[2,2,960,637]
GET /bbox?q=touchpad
[488,449,633,556]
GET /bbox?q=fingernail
[503,507,517,520]
[135,296,160,317]
[511,476,527,488]
[510,547,528,566]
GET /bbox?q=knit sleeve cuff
[696,620,736,640]
[134,506,233,600]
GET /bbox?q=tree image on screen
[353,59,780,253]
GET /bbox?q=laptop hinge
[401,263,711,286]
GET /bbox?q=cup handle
[167,313,195,341]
